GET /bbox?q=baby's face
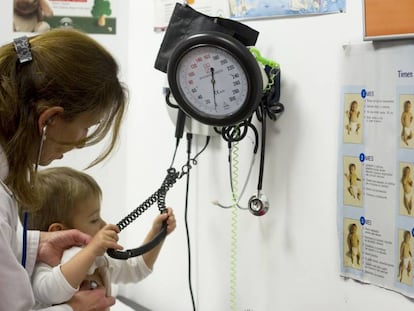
[71,195,106,237]
[405,102,412,112]
[351,102,358,110]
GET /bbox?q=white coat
[0,147,72,311]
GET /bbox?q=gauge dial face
[175,45,249,119]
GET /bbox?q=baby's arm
[32,262,78,305]
[60,224,122,289]
[347,234,351,251]
[344,173,350,183]
[39,0,54,17]
[142,208,176,269]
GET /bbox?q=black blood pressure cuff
[154,3,259,73]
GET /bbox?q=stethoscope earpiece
[248,192,269,216]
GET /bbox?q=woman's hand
[38,229,91,266]
[67,288,115,311]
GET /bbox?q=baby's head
[349,223,357,233]
[403,166,411,177]
[404,100,412,112]
[23,167,105,236]
[348,163,356,173]
[350,100,358,111]
[404,230,412,242]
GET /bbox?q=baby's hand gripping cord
[107,168,179,259]
[107,139,209,260]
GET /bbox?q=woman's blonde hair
[24,166,102,231]
[0,29,127,208]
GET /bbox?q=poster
[153,0,345,31]
[13,0,117,34]
[228,0,345,20]
[153,0,229,32]
[338,42,414,298]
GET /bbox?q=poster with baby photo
[13,0,117,34]
[339,42,414,300]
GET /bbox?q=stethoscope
[213,114,270,216]
[212,124,269,215]
[212,64,284,216]
[21,121,49,268]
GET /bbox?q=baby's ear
[48,223,65,232]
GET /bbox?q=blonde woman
[0,29,127,311]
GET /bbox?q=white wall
[2,1,414,310]
[120,1,414,310]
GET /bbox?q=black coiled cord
[107,168,180,260]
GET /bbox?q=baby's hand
[153,208,176,235]
[87,224,123,256]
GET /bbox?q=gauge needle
[210,67,217,111]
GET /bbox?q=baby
[345,163,362,200]
[347,223,360,266]
[401,100,413,146]
[23,167,176,309]
[398,230,412,282]
[345,100,361,135]
[401,165,413,215]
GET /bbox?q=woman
[0,29,127,311]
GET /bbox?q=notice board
[364,0,414,41]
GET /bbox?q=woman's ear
[48,222,66,232]
[37,106,64,135]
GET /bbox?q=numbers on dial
[176,45,248,117]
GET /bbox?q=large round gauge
[167,32,263,127]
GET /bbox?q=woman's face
[39,111,103,166]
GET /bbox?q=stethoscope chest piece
[248,192,269,216]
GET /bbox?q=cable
[164,87,179,109]
[192,136,210,161]
[184,133,196,311]
[230,139,239,311]
[212,135,257,209]
[257,105,266,192]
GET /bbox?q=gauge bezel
[167,32,263,126]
